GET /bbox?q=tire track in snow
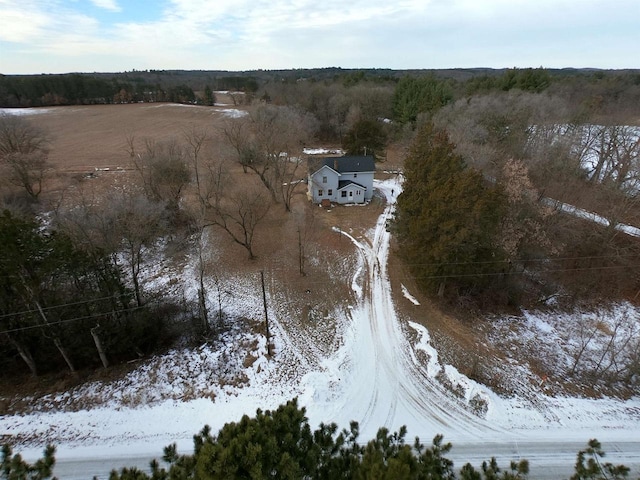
[324,180,504,441]
[326,227,396,431]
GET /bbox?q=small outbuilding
[307,155,375,205]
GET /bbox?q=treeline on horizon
[1,67,639,109]
[0,71,260,107]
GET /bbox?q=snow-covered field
[3,178,639,478]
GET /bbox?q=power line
[404,264,637,280]
[0,266,635,334]
[259,252,640,272]
[1,254,637,327]
[0,305,147,336]
[274,263,638,287]
[384,253,640,268]
[0,292,133,320]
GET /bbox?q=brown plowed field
[28,103,234,176]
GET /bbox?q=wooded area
[0,72,261,108]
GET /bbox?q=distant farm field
[24,102,241,176]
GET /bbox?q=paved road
[449,441,640,479]
[52,441,640,479]
[53,454,153,480]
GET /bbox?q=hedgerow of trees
[0,74,199,107]
[2,400,633,480]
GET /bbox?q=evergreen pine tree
[6,415,631,480]
[570,439,630,480]
[342,119,387,160]
[392,76,453,124]
[1,444,56,480]
[203,86,215,106]
[392,123,507,299]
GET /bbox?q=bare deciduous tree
[567,309,640,389]
[0,113,50,200]
[206,188,270,260]
[573,124,640,194]
[497,158,556,262]
[127,136,191,209]
[184,128,230,210]
[184,127,210,208]
[183,128,233,333]
[57,187,168,307]
[433,91,572,177]
[229,92,250,106]
[223,105,318,210]
[114,193,168,307]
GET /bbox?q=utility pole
[298,227,305,276]
[260,270,272,357]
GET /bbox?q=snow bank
[303,147,344,155]
[401,284,420,305]
[217,108,248,118]
[0,108,51,116]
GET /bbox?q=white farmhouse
[307,155,376,205]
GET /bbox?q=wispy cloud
[90,0,121,12]
[0,3,51,43]
[0,0,638,73]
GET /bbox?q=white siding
[336,184,366,204]
[309,166,339,203]
[308,160,375,204]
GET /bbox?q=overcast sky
[1,0,638,75]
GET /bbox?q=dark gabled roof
[308,155,375,174]
[338,180,367,190]
[331,155,376,173]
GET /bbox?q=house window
[341,191,347,198]
[356,190,361,195]
[349,191,353,197]
[353,173,357,178]
[328,189,333,196]
[322,176,327,183]
[318,189,323,196]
